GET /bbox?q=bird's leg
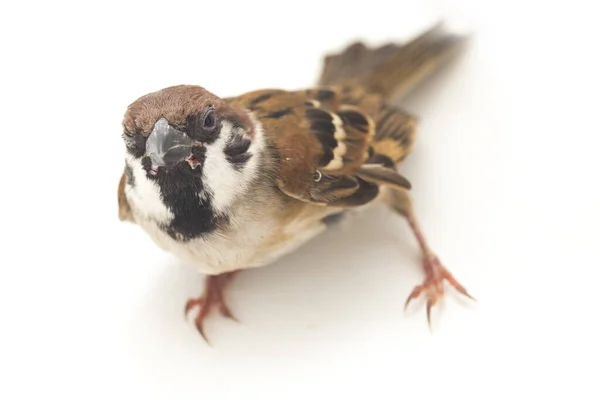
[185,271,238,344]
[383,189,474,327]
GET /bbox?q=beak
[145,118,195,167]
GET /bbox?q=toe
[404,285,424,310]
[426,299,433,328]
[449,280,475,301]
[184,298,203,316]
[219,304,238,322]
[194,318,212,346]
[440,267,476,301]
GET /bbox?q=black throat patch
[141,148,225,241]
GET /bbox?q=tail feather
[318,22,469,101]
[318,23,469,165]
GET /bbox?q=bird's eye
[202,107,217,131]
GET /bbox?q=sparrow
[117,23,474,343]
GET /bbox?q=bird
[117,23,475,343]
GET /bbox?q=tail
[318,23,469,165]
[318,22,469,101]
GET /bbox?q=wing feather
[228,86,412,207]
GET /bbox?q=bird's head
[121,85,266,240]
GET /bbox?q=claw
[184,298,203,316]
[426,300,433,329]
[444,271,476,301]
[404,285,423,310]
[219,304,238,322]
[405,254,474,328]
[195,319,211,346]
[184,272,238,344]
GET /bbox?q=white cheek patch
[243,114,264,187]
[124,153,173,224]
[202,117,265,215]
[202,121,244,214]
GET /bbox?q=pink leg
[403,211,474,326]
[185,271,238,344]
[386,189,474,327]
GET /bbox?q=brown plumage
[117,23,473,342]
[123,85,256,138]
[227,86,410,207]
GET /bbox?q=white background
[1,0,599,398]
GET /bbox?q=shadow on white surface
[126,205,462,354]
[120,201,483,399]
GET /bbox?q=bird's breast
[134,205,331,275]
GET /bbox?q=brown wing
[229,87,411,208]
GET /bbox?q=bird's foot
[404,254,474,327]
[185,272,237,344]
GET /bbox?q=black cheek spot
[224,137,252,170]
[227,153,252,171]
[224,138,251,156]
